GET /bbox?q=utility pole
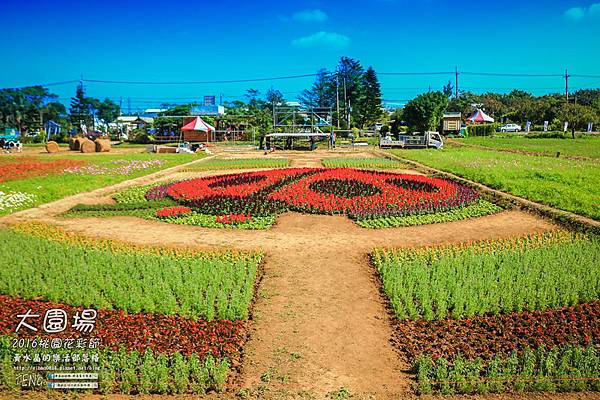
[564,69,570,102]
[343,77,348,129]
[455,66,459,98]
[336,76,340,129]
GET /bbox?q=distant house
[442,112,462,134]
[44,120,62,138]
[142,109,166,118]
[116,116,154,131]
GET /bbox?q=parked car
[498,123,522,132]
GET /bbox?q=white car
[498,123,522,132]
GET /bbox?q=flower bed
[65,159,165,175]
[0,190,36,212]
[67,168,501,229]
[0,295,245,361]
[0,157,86,182]
[395,301,600,362]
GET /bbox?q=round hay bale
[94,139,111,152]
[73,137,87,151]
[80,139,96,153]
[45,141,60,153]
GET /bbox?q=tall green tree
[402,91,449,132]
[299,69,335,109]
[69,82,97,131]
[355,66,383,128]
[558,103,598,138]
[0,86,57,133]
[336,57,364,128]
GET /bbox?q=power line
[461,72,563,77]
[380,71,454,76]
[82,73,317,85]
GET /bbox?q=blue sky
[1,0,599,111]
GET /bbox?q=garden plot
[0,153,199,216]
[372,231,600,395]
[0,222,262,394]
[64,167,502,229]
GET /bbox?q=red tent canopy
[181,116,215,132]
[466,109,494,123]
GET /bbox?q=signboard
[203,96,216,106]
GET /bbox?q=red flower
[156,206,192,218]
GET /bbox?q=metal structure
[271,104,332,135]
[266,104,333,150]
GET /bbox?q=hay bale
[72,137,87,151]
[68,137,76,150]
[95,139,111,152]
[156,146,177,154]
[45,141,60,153]
[80,139,96,153]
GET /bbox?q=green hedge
[467,123,500,137]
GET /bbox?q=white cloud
[565,6,586,20]
[291,31,351,49]
[589,3,600,14]
[292,9,329,22]
[565,3,600,20]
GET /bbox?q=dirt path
[0,153,562,399]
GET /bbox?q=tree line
[399,84,600,135]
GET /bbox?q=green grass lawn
[389,146,600,220]
[0,153,200,216]
[456,135,600,158]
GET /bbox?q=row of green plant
[182,158,291,171]
[415,346,600,395]
[322,157,407,169]
[457,135,600,159]
[0,337,228,394]
[355,200,501,228]
[371,232,600,320]
[0,228,261,320]
[388,146,600,220]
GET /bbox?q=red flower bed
[268,168,462,214]
[155,168,478,219]
[394,301,600,362]
[216,213,253,224]
[155,206,192,218]
[0,158,86,183]
[167,168,313,201]
[0,295,246,365]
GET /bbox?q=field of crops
[0,222,262,393]
[389,146,600,220]
[182,157,290,171]
[372,232,600,394]
[0,153,198,216]
[322,157,408,169]
[456,136,600,159]
[66,167,501,229]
